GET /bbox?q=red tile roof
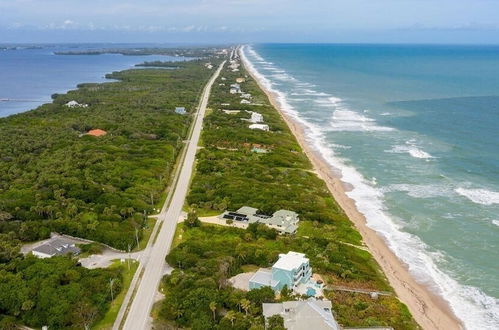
[86,129,107,137]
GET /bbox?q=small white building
[249,112,263,123]
[175,107,186,115]
[230,88,238,94]
[249,123,269,131]
[240,93,252,99]
[263,300,340,330]
[241,99,251,104]
[65,100,88,108]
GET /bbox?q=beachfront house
[249,123,269,131]
[32,238,81,259]
[249,251,312,291]
[263,300,340,330]
[220,206,299,234]
[175,107,186,115]
[249,111,263,123]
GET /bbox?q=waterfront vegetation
[157,57,418,329]
[0,59,214,250]
[0,57,217,327]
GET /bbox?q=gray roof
[219,206,300,234]
[237,206,259,216]
[249,269,280,288]
[263,300,340,330]
[33,238,80,257]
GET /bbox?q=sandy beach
[240,49,463,330]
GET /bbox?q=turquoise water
[242,44,499,329]
[0,44,183,117]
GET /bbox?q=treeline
[55,47,223,58]
[0,60,216,250]
[0,255,122,329]
[158,58,418,329]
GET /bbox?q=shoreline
[240,48,463,330]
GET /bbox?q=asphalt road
[121,61,225,330]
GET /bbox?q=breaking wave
[241,44,499,329]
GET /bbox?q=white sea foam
[387,140,433,159]
[455,188,499,206]
[329,109,394,132]
[291,89,329,96]
[492,220,499,227]
[241,45,499,329]
[384,184,453,198]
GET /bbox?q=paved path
[120,61,225,330]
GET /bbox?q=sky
[1,0,499,44]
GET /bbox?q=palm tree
[209,301,217,321]
[224,310,236,327]
[240,298,251,316]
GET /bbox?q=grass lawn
[92,259,139,330]
[171,223,186,249]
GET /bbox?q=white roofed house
[263,300,341,330]
[65,100,88,108]
[241,99,251,104]
[249,123,269,131]
[175,107,186,114]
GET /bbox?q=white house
[241,99,251,104]
[65,100,88,108]
[263,300,340,330]
[249,123,269,131]
[249,112,263,123]
[175,107,186,114]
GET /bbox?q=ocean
[0,43,183,117]
[242,44,499,329]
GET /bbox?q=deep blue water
[0,44,183,117]
[243,44,499,329]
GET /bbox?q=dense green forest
[0,56,220,328]
[157,56,419,329]
[0,59,215,250]
[0,256,121,329]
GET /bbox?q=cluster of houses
[220,206,299,234]
[229,81,252,105]
[245,110,269,131]
[235,251,341,329]
[228,59,240,72]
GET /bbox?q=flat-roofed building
[249,251,312,291]
[263,300,340,330]
[32,238,81,259]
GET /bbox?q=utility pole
[127,244,131,271]
[135,228,139,249]
[110,278,115,301]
